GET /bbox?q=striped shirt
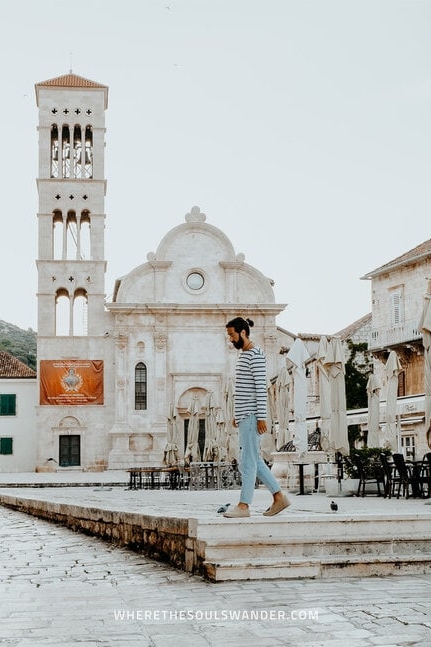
[234,346,267,423]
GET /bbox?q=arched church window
[135,362,147,410]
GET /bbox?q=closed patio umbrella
[163,402,180,466]
[383,350,402,451]
[324,336,349,454]
[216,408,228,461]
[261,381,277,461]
[275,366,291,449]
[203,391,219,461]
[224,377,239,461]
[286,338,310,453]
[366,373,381,447]
[316,335,331,451]
[184,397,201,465]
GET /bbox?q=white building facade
[0,353,37,472]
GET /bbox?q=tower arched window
[50,125,59,178]
[66,211,78,260]
[84,126,93,178]
[55,289,70,336]
[73,125,82,178]
[62,125,71,178]
[53,210,63,259]
[135,362,147,410]
[73,289,88,336]
[79,210,91,259]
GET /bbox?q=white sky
[1,0,430,335]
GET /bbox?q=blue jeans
[238,414,281,505]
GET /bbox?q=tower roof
[35,73,108,107]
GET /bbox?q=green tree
[344,339,372,410]
[0,321,37,371]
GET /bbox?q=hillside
[0,320,37,371]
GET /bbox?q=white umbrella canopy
[224,377,239,462]
[184,397,202,465]
[366,373,381,447]
[383,350,402,451]
[316,335,331,451]
[163,402,180,466]
[419,280,431,444]
[286,338,310,453]
[275,366,291,449]
[324,336,349,455]
[202,391,220,462]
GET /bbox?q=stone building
[34,72,294,472]
[362,240,431,458]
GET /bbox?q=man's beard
[232,338,244,350]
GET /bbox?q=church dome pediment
[113,206,276,305]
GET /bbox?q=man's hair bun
[246,318,254,327]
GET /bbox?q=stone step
[3,491,431,583]
[195,514,431,580]
[204,553,431,582]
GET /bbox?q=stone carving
[155,332,167,350]
[185,205,206,223]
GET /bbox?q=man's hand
[257,419,267,435]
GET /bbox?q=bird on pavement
[330,501,338,512]
[217,503,231,513]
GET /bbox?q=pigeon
[330,501,338,512]
[217,503,231,514]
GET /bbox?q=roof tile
[36,73,107,89]
[363,238,431,279]
[0,352,36,378]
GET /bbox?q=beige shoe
[223,505,250,518]
[263,494,291,517]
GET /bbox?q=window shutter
[0,438,13,454]
[0,394,16,416]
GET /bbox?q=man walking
[223,317,290,518]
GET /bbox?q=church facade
[34,73,292,472]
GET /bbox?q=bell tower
[34,73,112,472]
[35,73,108,338]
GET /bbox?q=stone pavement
[1,473,431,646]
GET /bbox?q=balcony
[368,319,422,351]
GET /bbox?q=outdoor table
[127,466,180,490]
[293,463,311,495]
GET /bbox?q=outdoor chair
[177,465,190,490]
[392,453,423,499]
[379,452,399,499]
[419,453,431,498]
[351,452,384,497]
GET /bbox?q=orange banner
[40,360,104,405]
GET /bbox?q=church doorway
[59,435,81,467]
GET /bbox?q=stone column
[108,331,134,468]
